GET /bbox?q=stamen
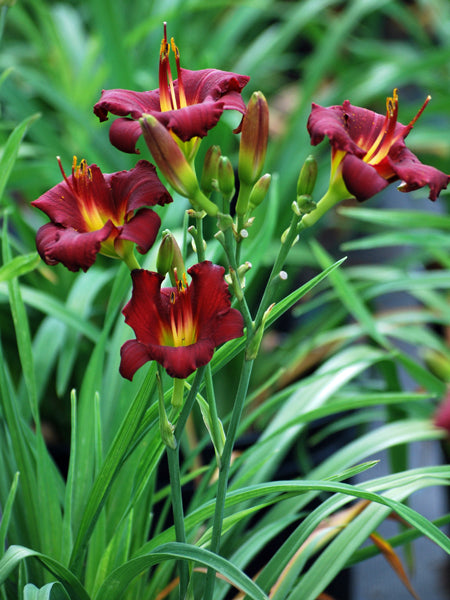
[171,37,187,108]
[364,89,399,165]
[407,95,431,129]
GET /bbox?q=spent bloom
[31,158,172,272]
[307,89,450,202]
[120,261,244,380]
[93,23,250,156]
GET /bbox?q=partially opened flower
[93,24,250,156]
[32,158,172,272]
[307,89,449,202]
[120,261,244,380]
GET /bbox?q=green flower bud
[218,156,235,199]
[248,174,272,210]
[297,155,318,197]
[156,230,186,286]
[200,145,221,196]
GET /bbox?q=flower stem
[203,356,254,600]
[299,177,352,230]
[166,445,189,599]
[253,212,299,329]
[122,250,141,271]
[204,364,224,464]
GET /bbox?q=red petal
[144,340,215,379]
[35,221,114,272]
[387,146,450,201]
[155,101,225,141]
[188,261,244,343]
[94,88,160,121]
[179,68,249,109]
[118,208,161,254]
[307,103,365,157]
[108,160,172,212]
[31,182,87,230]
[341,154,389,202]
[122,269,167,344]
[119,340,153,381]
[109,118,143,154]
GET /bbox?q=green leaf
[0,253,41,283]
[0,472,20,558]
[0,113,40,203]
[23,582,71,600]
[93,542,269,600]
[339,207,450,231]
[0,546,89,600]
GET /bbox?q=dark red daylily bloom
[31,158,172,272]
[307,89,450,202]
[120,261,244,380]
[93,24,250,154]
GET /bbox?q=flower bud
[238,91,269,187]
[218,156,235,199]
[140,114,218,216]
[248,174,271,210]
[297,155,318,197]
[200,145,221,196]
[156,230,186,286]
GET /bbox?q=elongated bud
[218,156,235,199]
[297,155,318,197]
[156,230,186,286]
[140,114,218,216]
[200,145,221,196]
[248,173,271,210]
[238,91,269,187]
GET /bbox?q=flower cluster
[32,26,449,384]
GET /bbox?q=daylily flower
[93,24,250,156]
[307,89,450,202]
[119,261,244,380]
[31,158,172,272]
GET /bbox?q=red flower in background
[93,24,250,154]
[32,158,172,272]
[120,261,244,380]
[307,89,450,202]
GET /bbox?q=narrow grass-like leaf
[0,113,39,202]
[0,283,101,341]
[0,546,89,600]
[69,363,157,575]
[0,472,20,559]
[23,582,71,600]
[339,207,450,231]
[94,542,269,600]
[0,253,40,283]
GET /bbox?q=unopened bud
[156,230,186,286]
[140,114,218,216]
[218,156,235,199]
[297,155,318,197]
[200,145,221,196]
[238,91,269,187]
[248,173,272,210]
